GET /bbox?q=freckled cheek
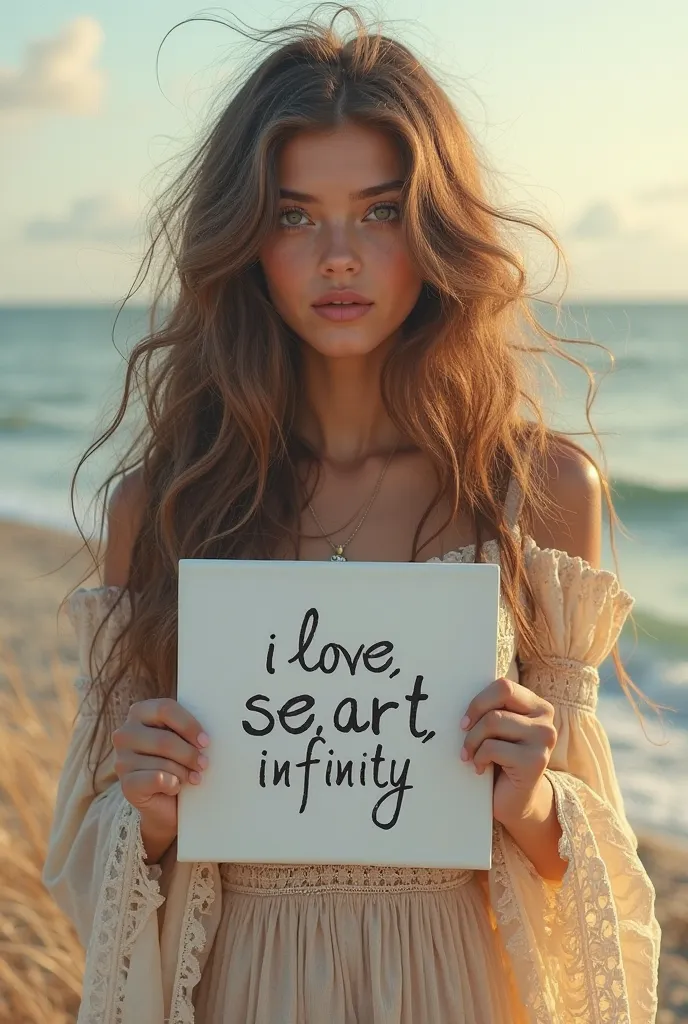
[368,236,423,303]
[260,240,312,314]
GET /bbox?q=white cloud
[568,202,622,240]
[0,17,104,118]
[24,194,141,245]
[539,197,687,299]
[564,230,688,299]
[638,182,688,204]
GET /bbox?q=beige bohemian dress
[44,499,661,1024]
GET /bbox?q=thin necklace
[307,447,398,562]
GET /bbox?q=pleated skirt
[194,864,523,1024]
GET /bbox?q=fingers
[112,699,210,797]
[462,709,533,762]
[462,710,556,760]
[114,721,205,775]
[471,738,551,776]
[121,769,182,807]
[461,677,549,732]
[460,679,557,776]
[115,751,205,786]
[128,697,209,750]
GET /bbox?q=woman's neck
[296,344,401,464]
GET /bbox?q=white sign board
[177,559,499,869]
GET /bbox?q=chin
[304,330,390,360]
[297,315,398,360]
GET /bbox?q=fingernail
[460,747,469,761]
[197,754,209,770]
[460,715,470,730]
[197,732,210,748]
[189,771,202,785]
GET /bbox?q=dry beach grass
[0,648,83,1023]
[0,518,685,1022]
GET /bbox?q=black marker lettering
[319,643,340,674]
[336,761,354,787]
[363,640,394,673]
[266,634,276,675]
[273,760,291,787]
[287,608,320,672]
[338,642,366,675]
[371,758,413,830]
[405,675,431,741]
[242,695,274,736]
[295,726,326,813]
[371,698,399,735]
[277,694,316,735]
[333,697,370,734]
[370,743,388,788]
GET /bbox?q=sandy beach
[0,516,686,1021]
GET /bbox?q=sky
[1,0,686,303]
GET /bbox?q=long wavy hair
[65,4,653,777]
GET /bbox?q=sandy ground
[0,516,686,1020]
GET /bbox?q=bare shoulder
[528,437,602,567]
[103,468,148,587]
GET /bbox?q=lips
[312,289,373,307]
[312,302,374,323]
[311,290,374,323]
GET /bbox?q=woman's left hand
[460,677,558,826]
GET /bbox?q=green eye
[366,202,400,223]
[279,208,307,228]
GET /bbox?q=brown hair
[66,4,655,775]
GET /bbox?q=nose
[318,225,362,276]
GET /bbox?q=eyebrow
[278,179,405,203]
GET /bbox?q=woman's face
[259,122,424,360]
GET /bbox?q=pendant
[331,546,347,562]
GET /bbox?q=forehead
[275,122,404,192]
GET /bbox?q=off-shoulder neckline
[68,539,501,602]
[66,534,618,605]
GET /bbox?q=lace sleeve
[43,586,166,1023]
[487,538,661,1024]
[65,585,158,727]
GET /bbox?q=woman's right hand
[112,697,210,863]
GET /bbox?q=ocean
[1,301,686,839]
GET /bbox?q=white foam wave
[598,694,688,838]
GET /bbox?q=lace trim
[491,824,548,1023]
[504,472,525,530]
[73,673,153,726]
[547,770,630,1023]
[491,773,632,1024]
[68,587,155,730]
[496,601,517,679]
[78,801,164,1024]
[168,863,216,1024]
[67,586,133,680]
[219,861,474,895]
[522,659,599,712]
[522,538,634,667]
[430,537,500,563]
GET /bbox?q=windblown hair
[65,4,652,776]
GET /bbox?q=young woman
[44,9,660,1023]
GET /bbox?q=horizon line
[0,296,687,309]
